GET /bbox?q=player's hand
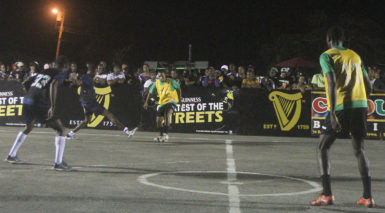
[143,102,148,110]
[330,112,341,132]
[47,107,54,120]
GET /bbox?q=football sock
[163,126,168,134]
[362,176,372,199]
[55,136,66,164]
[8,132,27,157]
[321,174,332,196]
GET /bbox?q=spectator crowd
[1,60,385,94]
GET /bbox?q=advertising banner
[238,89,311,137]
[0,82,26,127]
[311,91,385,139]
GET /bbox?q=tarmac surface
[0,126,384,213]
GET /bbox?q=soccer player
[5,56,72,171]
[311,26,375,207]
[66,66,137,139]
[143,69,181,142]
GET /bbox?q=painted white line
[0,129,311,143]
[137,171,322,197]
[225,139,241,213]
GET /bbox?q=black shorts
[81,101,105,117]
[321,108,367,138]
[156,103,176,117]
[23,99,57,124]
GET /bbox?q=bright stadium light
[52,8,58,14]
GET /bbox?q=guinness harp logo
[268,91,302,131]
[77,86,111,127]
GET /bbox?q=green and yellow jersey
[149,78,180,107]
[320,45,369,111]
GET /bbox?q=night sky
[0,0,384,69]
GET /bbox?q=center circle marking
[137,171,322,197]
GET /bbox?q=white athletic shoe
[163,133,169,142]
[66,131,76,140]
[124,127,138,138]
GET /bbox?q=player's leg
[317,134,336,194]
[311,111,339,206]
[103,109,137,138]
[47,119,71,171]
[162,104,174,142]
[67,114,91,138]
[155,115,165,142]
[350,108,375,207]
[5,120,35,163]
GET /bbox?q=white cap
[221,65,229,70]
[43,64,50,70]
[16,61,24,67]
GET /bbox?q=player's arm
[143,83,156,110]
[48,79,59,119]
[320,53,340,131]
[360,61,372,95]
[171,79,182,103]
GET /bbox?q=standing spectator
[373,69,385,92]
[24,62,39,79]
[261,67,279,90]
[170,69,181,85]
[94,64,108,86]
[219,65,230,88]
[201,67,221,88]
[8,62,26,82]
[368,67,376,89]
[183,68,200,87]
[292,75,312,93]
[241,69,261,88]
[311,70,325,90]
[0,63,8,80]
[139,64,151,85]
[238,66,246,78]
[107,64,126,86]
[143,70,157,94]
[277,68,292,90]
[229,64,237,76]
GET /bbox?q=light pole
[52,8,65,59]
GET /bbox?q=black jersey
[79,74,97,104]
[24,68,66,104]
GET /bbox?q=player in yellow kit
[143,69,182,142]
[311,26,375,207]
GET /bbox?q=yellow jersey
[149,78,180,106]
[320,46,368,111]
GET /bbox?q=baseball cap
[221,65,229,70]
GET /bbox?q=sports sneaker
[125,127,138,138]
[66,131,76,139]
[163,133,169,142]
[154,136,161,142]
[311,194,335,206]
[53,161,72,171]
[357,197,376,208]
[4,155,23,164]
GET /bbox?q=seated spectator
[292,75,312,93]
[242,70,261,88]
[277,68,292,90]
[202,67,221,88]
[143,70,157,94]
[373,69,385,93]
[139,63,151,85]
[94,64,108,86]
[107,64,126,86]
[311,70,325,90]
[0,63,8,80]
[261,67,279,90]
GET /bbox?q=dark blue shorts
[23,98,58,123]
[81,101,105,116]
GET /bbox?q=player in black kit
[66,66,137,139]
[5,56,72,171]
